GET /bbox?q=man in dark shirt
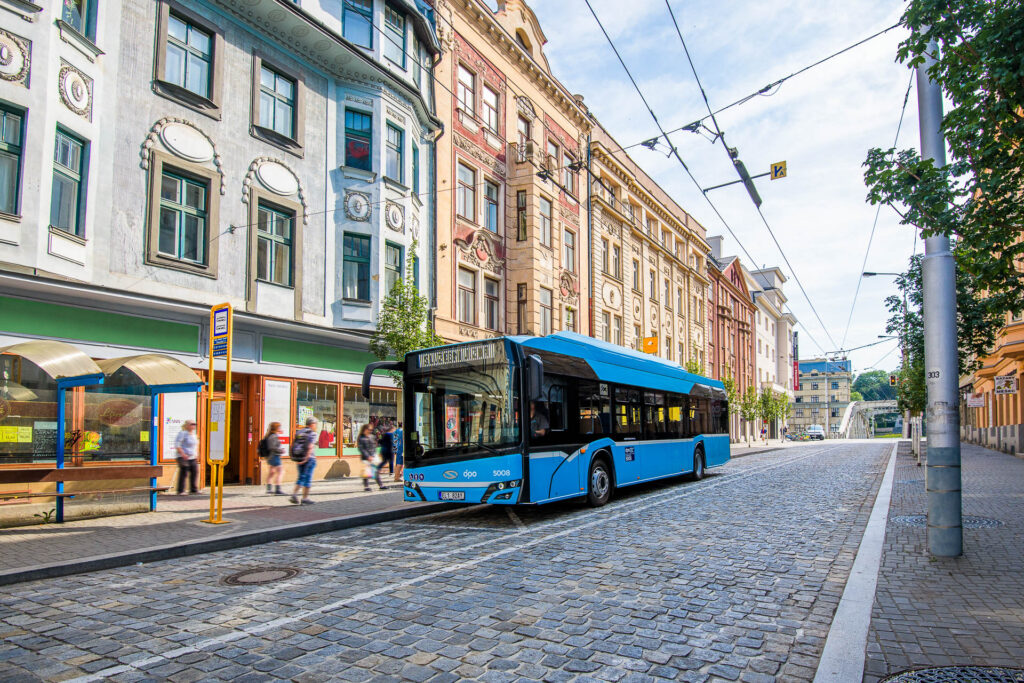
[530,402,549,439]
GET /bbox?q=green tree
[885,252,1002,414]
[863,0,1024,319]
[720,366,739,416]
[850,391,864,402]
[370,244,444,387]
[774,392,792,423]
[852,370,896,401]
[739,386,760,443]
[684,357,704,376]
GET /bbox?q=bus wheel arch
[587,451,614,507]
[690,443,706,481]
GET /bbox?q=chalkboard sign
[32,421,58,462]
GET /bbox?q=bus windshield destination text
[417,343,502,370]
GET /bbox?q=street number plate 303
[440,491,465,501]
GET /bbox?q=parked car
[806,425,826,440]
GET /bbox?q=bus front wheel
[587,458,613,507]
[690,448,706,481]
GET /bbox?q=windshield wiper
[448,441,503,457]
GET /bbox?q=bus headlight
[481,479,522,503]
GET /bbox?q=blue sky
[522,0,918,374]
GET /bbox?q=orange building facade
[961,312,1024,454]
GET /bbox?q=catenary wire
[661,0,840,351]
[838,71,916,350]
[620,21,902,152]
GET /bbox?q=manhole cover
[883,666,1024,682]
[892,515,1005,529]
[223,567,300,586]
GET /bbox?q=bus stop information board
[205,303,232,524]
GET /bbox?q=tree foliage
[720,366,740,416]
[852,370,897,401]
[684,357,705,377]
[739,386,760,426]
[371,244,444,387]
[884,252,1003,413]
[863,0,1024,318]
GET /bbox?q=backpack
[290,430,310,461]
[257,436,270,459]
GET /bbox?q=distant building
[791,359,853,437]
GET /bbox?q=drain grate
[223,567,301,586]
[892,515,1005,529]
[883,666,1024,682]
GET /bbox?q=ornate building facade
[589,124,710,365]
[742,265,796,438]
[706,236,755,440]
[432,0,592,341]
[0,0,438,490]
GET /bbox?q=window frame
[385,123,404,184]
[484,179,500,233]
[384,241,404,293]
[344,108,373,173]
[456,162,476,222]
[563,228,576,273]
[157,171,208,266]
[255,200,295,288]
[539,287,553,336]
[383,3,407,68]
[457,266,477,326]
[538,195,552,247]
[342,232,372,302]
[145,150,220,278]
[484,276,500,331]
[516,189,527,241]
[60,0,97,41]
[457,64,476,117]
[482,84,499,134]
[250,55,305,155]
[153,1,224,119]
[0,104,24,217]
[50,128,88,238]
[342,0,374,49]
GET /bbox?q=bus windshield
[410,363,520,456]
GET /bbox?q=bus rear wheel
[690,448,706,481]
[587,458,613,507]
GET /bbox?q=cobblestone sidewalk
[864,442,1024,681]
[0,477,414,578]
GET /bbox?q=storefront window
[342,385,398,446]
[0,356,60,465]
[296,382,337,456]
[81,388,151,463]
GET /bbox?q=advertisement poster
[994,374,1018,395]
[966,394,986,408]
[445,399,460,443]
[264,380,292,444]
[162,393,197,461]
[208,399,226,463]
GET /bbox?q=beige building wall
[791,360,852,436]
[432,0,592,342]
[589,125,710,366]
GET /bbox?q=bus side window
[548,385,566,431]
[643,391,665,440]
[667,393,685,438]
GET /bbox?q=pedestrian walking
[392,422,404,482]
[259,422,286,495]
[289,417,318,505]
[379,423,395,475]
[357,423,383,491]
[174,419,200,495]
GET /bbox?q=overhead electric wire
[839,71,916,350]
[868,340,901,370]
[656,0,841,350]
[621,21,901,152]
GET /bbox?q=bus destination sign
[416,341,504,370]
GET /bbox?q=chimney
[706,235,723,260]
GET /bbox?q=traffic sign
[770,161,787,180]
[642,336,658,354]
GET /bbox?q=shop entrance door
[223,399,244,484]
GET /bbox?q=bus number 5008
[493,469,511,478]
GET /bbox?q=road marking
[813,443,897,683]
[67,445,846,683]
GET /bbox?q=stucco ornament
[0,30,30,85]
[344,191,371,222]
[385,202,405,233]
[256,161,299,196]
[140,117,226,195]
[602,282,619,308]
[58,63,92,118]
[410,215,420,240]
[242,157,309,224]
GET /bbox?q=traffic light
[889,374,897,387]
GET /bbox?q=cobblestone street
[0,442,891,682]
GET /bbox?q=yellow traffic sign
[770,161,787,180]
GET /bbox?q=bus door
[613,387,642,484]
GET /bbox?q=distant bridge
[838,400,899,438]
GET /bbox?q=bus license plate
[439,491,465,501]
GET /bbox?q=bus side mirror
[527,355,544,401]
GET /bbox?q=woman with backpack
[289,417,318,505]
[259,422,286,495]
[357,423,383,492]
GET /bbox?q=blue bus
[361,332,729,507]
